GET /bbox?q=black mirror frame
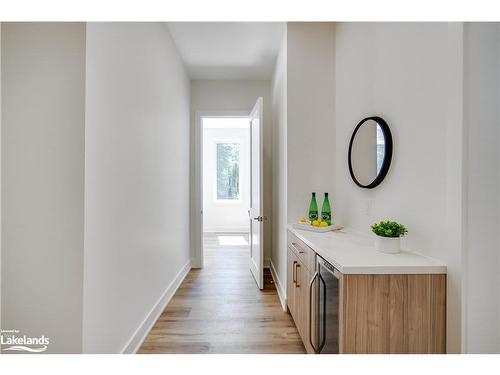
[348,116,393,189]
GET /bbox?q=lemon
[319,221,328,227]
[312,220,320,227]
[299,216,307,223]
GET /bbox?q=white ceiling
[167,22,285,80]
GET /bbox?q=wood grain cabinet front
[339,273,446,354]
[286,230,447,354]
[287,247,299,321]
[287,241,317,353]
[288,231,316,272]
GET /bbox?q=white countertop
[288,225,447,274]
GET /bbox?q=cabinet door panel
[300,265,317,354]
[340,274,446,354]
[288,231,316,272]
[287,247,298,319]
[287,244,319,354]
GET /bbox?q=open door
[249,97,264,289]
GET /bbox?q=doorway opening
[201,116,251,269]
[194,98,264,289]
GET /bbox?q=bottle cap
[312,192,316,196]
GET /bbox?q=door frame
[192,110,251,268]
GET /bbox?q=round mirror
[348,116,393,189]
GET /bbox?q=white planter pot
[374,235,401,254]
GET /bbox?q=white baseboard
[121,260,191,354]
[191,257,202,269]
[270,259,287,312]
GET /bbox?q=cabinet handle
[291,242,305,254]
[318,273,327,352]
[295,264,301,287]
[292,261,298,284]
[309,272,319,353]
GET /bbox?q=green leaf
[371,220,408,238]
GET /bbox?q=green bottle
[321,193,332,225]
[308,192,318,222]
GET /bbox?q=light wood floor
[139,233,305,354]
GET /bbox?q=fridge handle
[308,271,319,353]
[318,273,327,352]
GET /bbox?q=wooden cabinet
[286,229,447,354]
[339,273,446,353]
[287,239,316,354]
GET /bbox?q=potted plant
[371,220,408,254]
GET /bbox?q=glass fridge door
[318,258,339,354]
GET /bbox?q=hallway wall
[286,23,336,224]
[463,22,500,353]
[83,23,191,353]
[270,30,287,304]
[270,23,336,309]
[1,23,86,353]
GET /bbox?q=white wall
[202,125,250,233]
[83,23,191,353]
[270,23,335,304]
[335,23,449,251]
[0,22,2,332]
[444,22,467,354]
[334,22,477,353]
[190,80,272,264]
[286,23,336,223]
[271,30,288,298]
[1,23,86,353]
[463,23,500,353]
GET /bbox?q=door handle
[309,272,319,353]
[253,216,263,222]
[292,261,298,284]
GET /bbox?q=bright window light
[218,235,248,246]
[203,117,249,129]
[217,143,240,200]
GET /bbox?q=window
[376,125,385,175]
[216,143,240,200]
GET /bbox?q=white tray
[292,222,344,233]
